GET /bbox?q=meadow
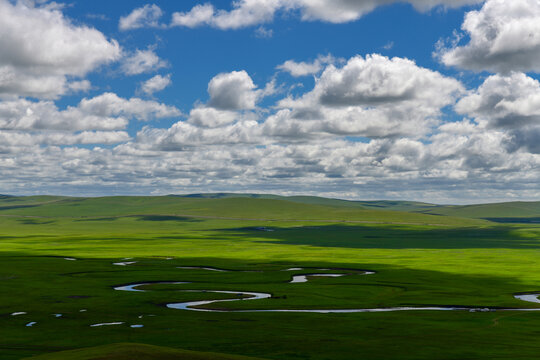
[1,195,540,359]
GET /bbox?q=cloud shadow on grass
[215,224,540,250]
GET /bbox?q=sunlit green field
[1,196,540,359]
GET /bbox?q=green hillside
[25,343,265,360]
[0,195,486,226]
[177,193,438,211]
[420,201,540,222]
[176,193,540,219]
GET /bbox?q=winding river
[113,267,540,313]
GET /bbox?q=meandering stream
[113,267,540,313]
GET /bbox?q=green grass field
[1,195,540,359]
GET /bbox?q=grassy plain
[0,196,539,359]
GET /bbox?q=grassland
[0,195,539,359]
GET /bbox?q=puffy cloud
[0,0,120,99]
[171,1,280,29]
[294,0,483,23]
[0,98,126,131]
[186,107,239,128]
[137,119,262,150]
[505,126,540,154]
[0,93,180,131]
[455,72,540,154]
[276,54,337,77]
[275,54,464,138]
[141,74,172,95]
[455,72,540,129]
[283,54,463,108]
[76,93,181,122]
[171,4,216,28]
[67,80,92,93]
[119,4,164,31]
[170,0,483,30]
[207,70,261,110]
[0,130,130,146]
[438,0,540,73]
[121,48,168,75]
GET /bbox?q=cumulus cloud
[456,72,540,128]
[207,70,263,110]
[295,0,483,23]
[0,93,181,131]
[141,74,172,95]
[274,54,464,138]
[121,47,168,75]
[455,72,540,154]
[438,0,540,73]
[137,119,262,150]
[0,0,120,99]
[169,0,483,30]
[0,130,130,146]
[186,107,239,128]
[276,54,337,77]
[67,80,92,93]
[119,4,164,31]
[76,92,181,122]
[171,1,279,29]
[171,4,216,28]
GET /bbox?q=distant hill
[176,193,540,222]
[175,193,438,212]
[1,193,537,224]
[0,194,485,226]
[418,202,540,223]
[25,343,266,360]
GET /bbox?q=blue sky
[0,0,539,203]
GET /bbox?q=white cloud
[276,55,337,77]
[141,74,172,95]
[68,80,92,93]
[0,130,130,146]
[0,0,120,99]
[170,0,483,30]
[186,107,240,128]
[0,93,181,131]
[255,26,273,38]
[207,70,261,110]
[455,72,540,154]
[121,48,168,76]
[294,0,483,23]
[274,54,464,138]
[171,4,216,28]
[456,72,540,128]
[137,119,262,150]
[438,0,540,73]
[119,4,164,31]
[171,1,280,30]
[0,98,126,131]
[382,41,394,50]
[76,92,181,121]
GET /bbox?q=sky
[0,0,539,204]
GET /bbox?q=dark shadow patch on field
[217,224,540,250]
[17,219,56,225]
[0,234,55,240]
[0,204,40,211]
[75,217,119,222]
[483,217,540,224]
[136,215,201,222]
